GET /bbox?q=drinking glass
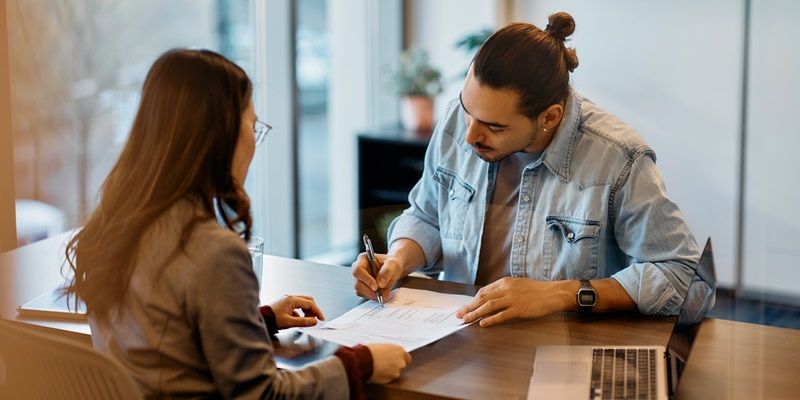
[247,236,264,289]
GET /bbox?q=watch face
[578,289,596,306]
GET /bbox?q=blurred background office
[1,0,797,328]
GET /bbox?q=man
[352,15,711,327]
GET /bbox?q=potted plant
[455,28,494,56]
[388,48,443,135]
[454,28,493,77]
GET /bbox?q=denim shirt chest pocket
[543,216,601,280]
[432,166,475,240]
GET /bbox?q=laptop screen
[666,238,716,396]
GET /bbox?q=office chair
[0,318,142,400]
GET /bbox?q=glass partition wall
[8,0,254,245]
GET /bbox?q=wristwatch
[576,279,597,312]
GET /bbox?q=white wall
[742,0,800,296]
[518,1,745,288]
[407,0,500,117]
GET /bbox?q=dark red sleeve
[258,305,280,336]
[334,345,373,400]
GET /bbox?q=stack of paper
[298,287,473,351]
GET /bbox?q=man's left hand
[456,277,568,327]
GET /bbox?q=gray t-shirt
[476,151,542,286]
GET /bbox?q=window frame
[247,0,297,257]
[1,0,19,251]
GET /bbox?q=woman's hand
[366,343,412,384]
[268,295,325,329]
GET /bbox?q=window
[296,0,332,258]
[8,0,254,246]
[6,0,401,260]
[295,0,403,262]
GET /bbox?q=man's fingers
[376,259,400,289]
[457,289,503,318]
[355,281,378,300]
[462,298,509,324]
[478,309,515,327]
[353,252,401,300]
[350,253,368,271]
[474,282,505,298]
[456,302,477,318]
[357,281,389,302]
[379,286,392,302]
[352,260,379,291]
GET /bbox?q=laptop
[528,238,716,400]
[17,284,87,321]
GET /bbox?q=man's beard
[472,129,538,163]
[473,147,512,163]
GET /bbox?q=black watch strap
[577,279,597,312]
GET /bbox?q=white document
[297,287,473,351]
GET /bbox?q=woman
[64,49,410,399]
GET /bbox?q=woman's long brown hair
[62,49,253,320]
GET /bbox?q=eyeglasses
[254,119,272,146]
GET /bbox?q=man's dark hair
[473,12,579,118]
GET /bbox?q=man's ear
[538,103,564,131]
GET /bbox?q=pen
[362,234,385,307]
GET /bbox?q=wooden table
[2,234,799,399]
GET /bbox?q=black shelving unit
[358,128,429,253]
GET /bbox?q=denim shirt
[388,88,711,316]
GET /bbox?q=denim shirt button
[522,194,530,202]
[566,232,575,242]
[516,235,525,244]
[448,189,455,198]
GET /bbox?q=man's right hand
[351,252,404,301]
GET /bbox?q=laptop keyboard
[590,348,657,399]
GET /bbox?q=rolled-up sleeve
[610,152,709,315]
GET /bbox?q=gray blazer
[89,198,350,399]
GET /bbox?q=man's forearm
[388,238,427,276]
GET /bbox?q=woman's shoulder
[143,198,250,273]
[185,219,250,265]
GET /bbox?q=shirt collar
[541,87,582,182]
